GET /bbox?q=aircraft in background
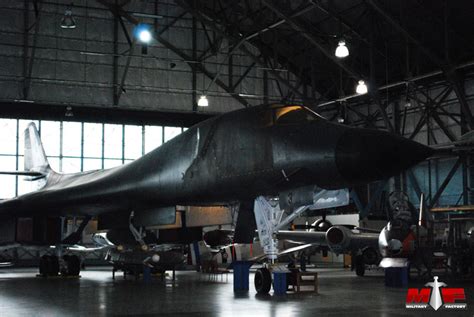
[277,225,380,276]
[0,103,432,280]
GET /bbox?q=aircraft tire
[39,255,49,276]
[355,262,365,277]
[50,256,60,276]
[255,268,272,294]
[41,255,59,277]
[65,255,81,276]
[61,255,70,275]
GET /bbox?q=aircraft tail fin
[24,123,52,174]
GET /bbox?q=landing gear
[39,255,59,277]
[355,255,365,277]
[255,268,272,294]
[39,254,81,277]
[252,196,311,294]
[355,262,365,276]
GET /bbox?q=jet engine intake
[326,225,352,254]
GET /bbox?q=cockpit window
[261,105,322,126]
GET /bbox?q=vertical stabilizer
[24,123,51,173]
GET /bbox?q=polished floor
[0,266,473,316]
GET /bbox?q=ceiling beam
[262,0,363,81]
[176,0,315,105]
[366,0,474,130]
[154,33,251,107]
[95,0,251,108]
[311,1,387,60]
[261,1,396,130]
[0,101,214,127]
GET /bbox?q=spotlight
[335,40,349,58]
[198,95,208,107]
[356,80,368,95]
[60,4,76,29]
[135,24,152,43]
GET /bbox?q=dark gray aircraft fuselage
[0,104,432,217]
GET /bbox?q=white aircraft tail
[24,123,52,174]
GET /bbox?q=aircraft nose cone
[335,128,432,183]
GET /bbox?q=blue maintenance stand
[232,261,253,292]
[385,267,408,287]
[272,271,287,295]
[143,265,152,283]
[381,258,409,287]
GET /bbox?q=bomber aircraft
[0,103,432,286]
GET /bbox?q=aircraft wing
[62,245,110,252]
[248,242,318,263]
[354,227,381,234]
[276,230,327,245]
[278,228,379,255]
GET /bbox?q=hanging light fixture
[138,29,152,43]
[65,106,74,117]
[356,80,368,94]
[60,4,76,29]
[135,24,152,43]
[197,95,208,107]
[405,97,412,108]
[404,83,411,107]
[335,40,349,58]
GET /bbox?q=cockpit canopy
[260,104,324,126]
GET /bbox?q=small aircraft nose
[335,128,433,184]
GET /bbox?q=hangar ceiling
[0,0,473,125]
[0,0,472,233]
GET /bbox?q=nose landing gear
[254,267,272,294]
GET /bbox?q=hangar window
[164,127,182,143]
[62,122,81,157]
[84,123,103,158]
[145,126,163,154]
[83,158,102,172]
[62,158,82,173]
[104,124,123,159]
[41,121,60,157]
[125,125,142,160]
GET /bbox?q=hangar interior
[0,0,474,315]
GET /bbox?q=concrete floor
[0,266,472,316]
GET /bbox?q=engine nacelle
[313,219,333,232]
[378,220,411,257]
[326,225,352,254]
[361,247,379,265]
[202,230,232,251]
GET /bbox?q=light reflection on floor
[0,266,473,316]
